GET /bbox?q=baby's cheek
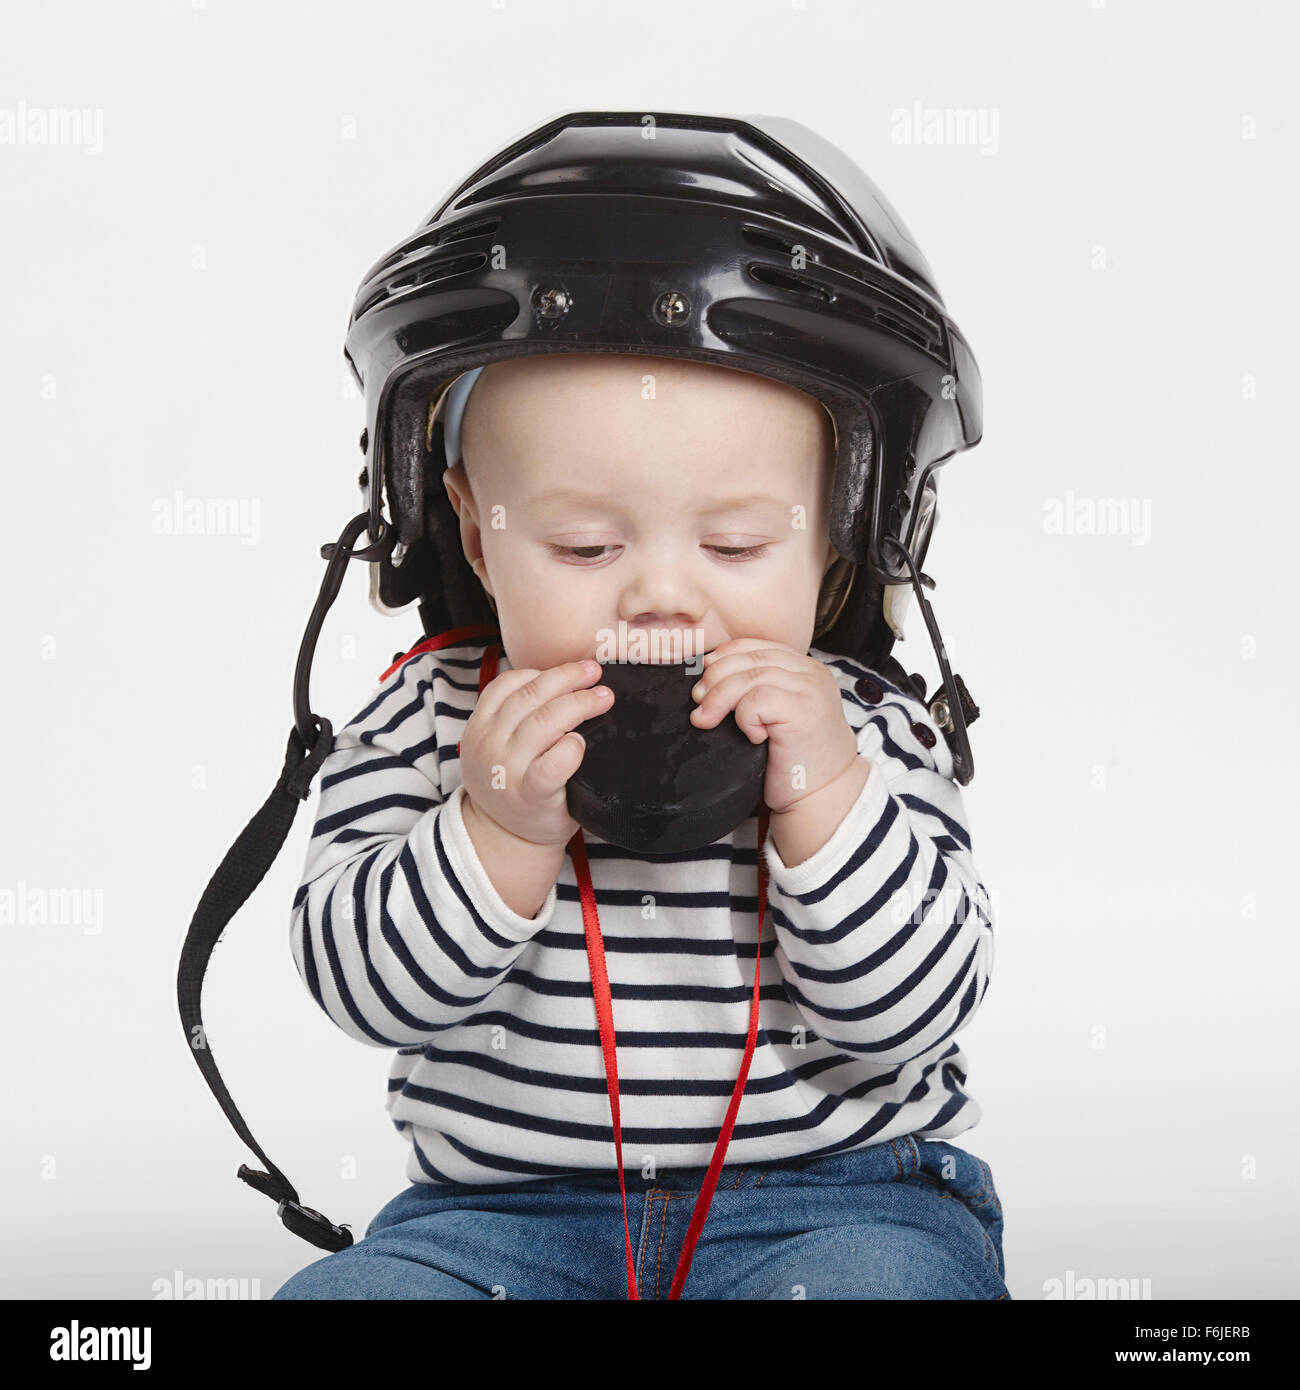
[730,565,822,636]
[502,567,617,663]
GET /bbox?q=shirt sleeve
[760,684,995,1066]
[289,658,559,1049]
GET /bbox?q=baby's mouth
[637,633,706,664]
[596,625,711,665]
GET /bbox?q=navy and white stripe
[290,640,996,1186]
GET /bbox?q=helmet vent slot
[745,262,833,303]
[872,309,938,354]
[740,226,803,258]
[371,216,501,277]
[741,224,944,356]
[356,253,490,318]
[388,253,486,290]
[836,270,945,349]
[437,215,502,246]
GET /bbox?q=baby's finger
[521,728,588,804]
[733,683,802,743]
[694,648,808,694]
[478,659,603,729]
[507,683,613,764]
[691,667,807,727]
[700,637,792,668]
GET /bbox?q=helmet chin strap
[877,534,978,786]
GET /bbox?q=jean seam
[886,1138,904,1178]
[652,1193,669,1300]
[653,1192,691,1298]
[635,1190,652,1297]
[971,1157,1002,1214]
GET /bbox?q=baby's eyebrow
[528,487,788,514]
[697,492,790,514]
[528,487,620,512]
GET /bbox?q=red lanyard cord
[478,642,769,1300]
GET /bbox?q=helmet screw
[357,466,369,491]
[929,695,953,731]
[533,286,571,320]
[359,428,368,455]
[654,290,691,325]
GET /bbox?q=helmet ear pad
[371,408,495,629]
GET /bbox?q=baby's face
[441,353,839,671]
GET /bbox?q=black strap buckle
[295,512,395,747]
[878,535,977,785]
[275,1198,354,1253]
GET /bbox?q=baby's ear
[442,463,470,520]
[441,463,491,590]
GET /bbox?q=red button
[855,676,884,704]
[910,721,937,748]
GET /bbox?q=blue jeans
[272,1133,1009,1300]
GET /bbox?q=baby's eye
[707,543,771,561]
[545,541,772,564]
[547,543,618,563]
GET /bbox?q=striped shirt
[290,638,995,1186]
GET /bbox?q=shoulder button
[854,676,884,704]
[910,720,937,749]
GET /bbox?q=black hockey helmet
[343,109,983,780]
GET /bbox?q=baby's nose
[618,566,706,627]
[627,609,698,626]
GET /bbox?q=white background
[2,0,1296,1301]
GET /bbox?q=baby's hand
[691,638,859,815]
[459,659,612,846]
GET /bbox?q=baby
[276,350,1005,1300]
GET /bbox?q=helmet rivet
[930,696,953,731]
[533,286,571,320]
[654,290,691,325]
[358,428,368,455]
